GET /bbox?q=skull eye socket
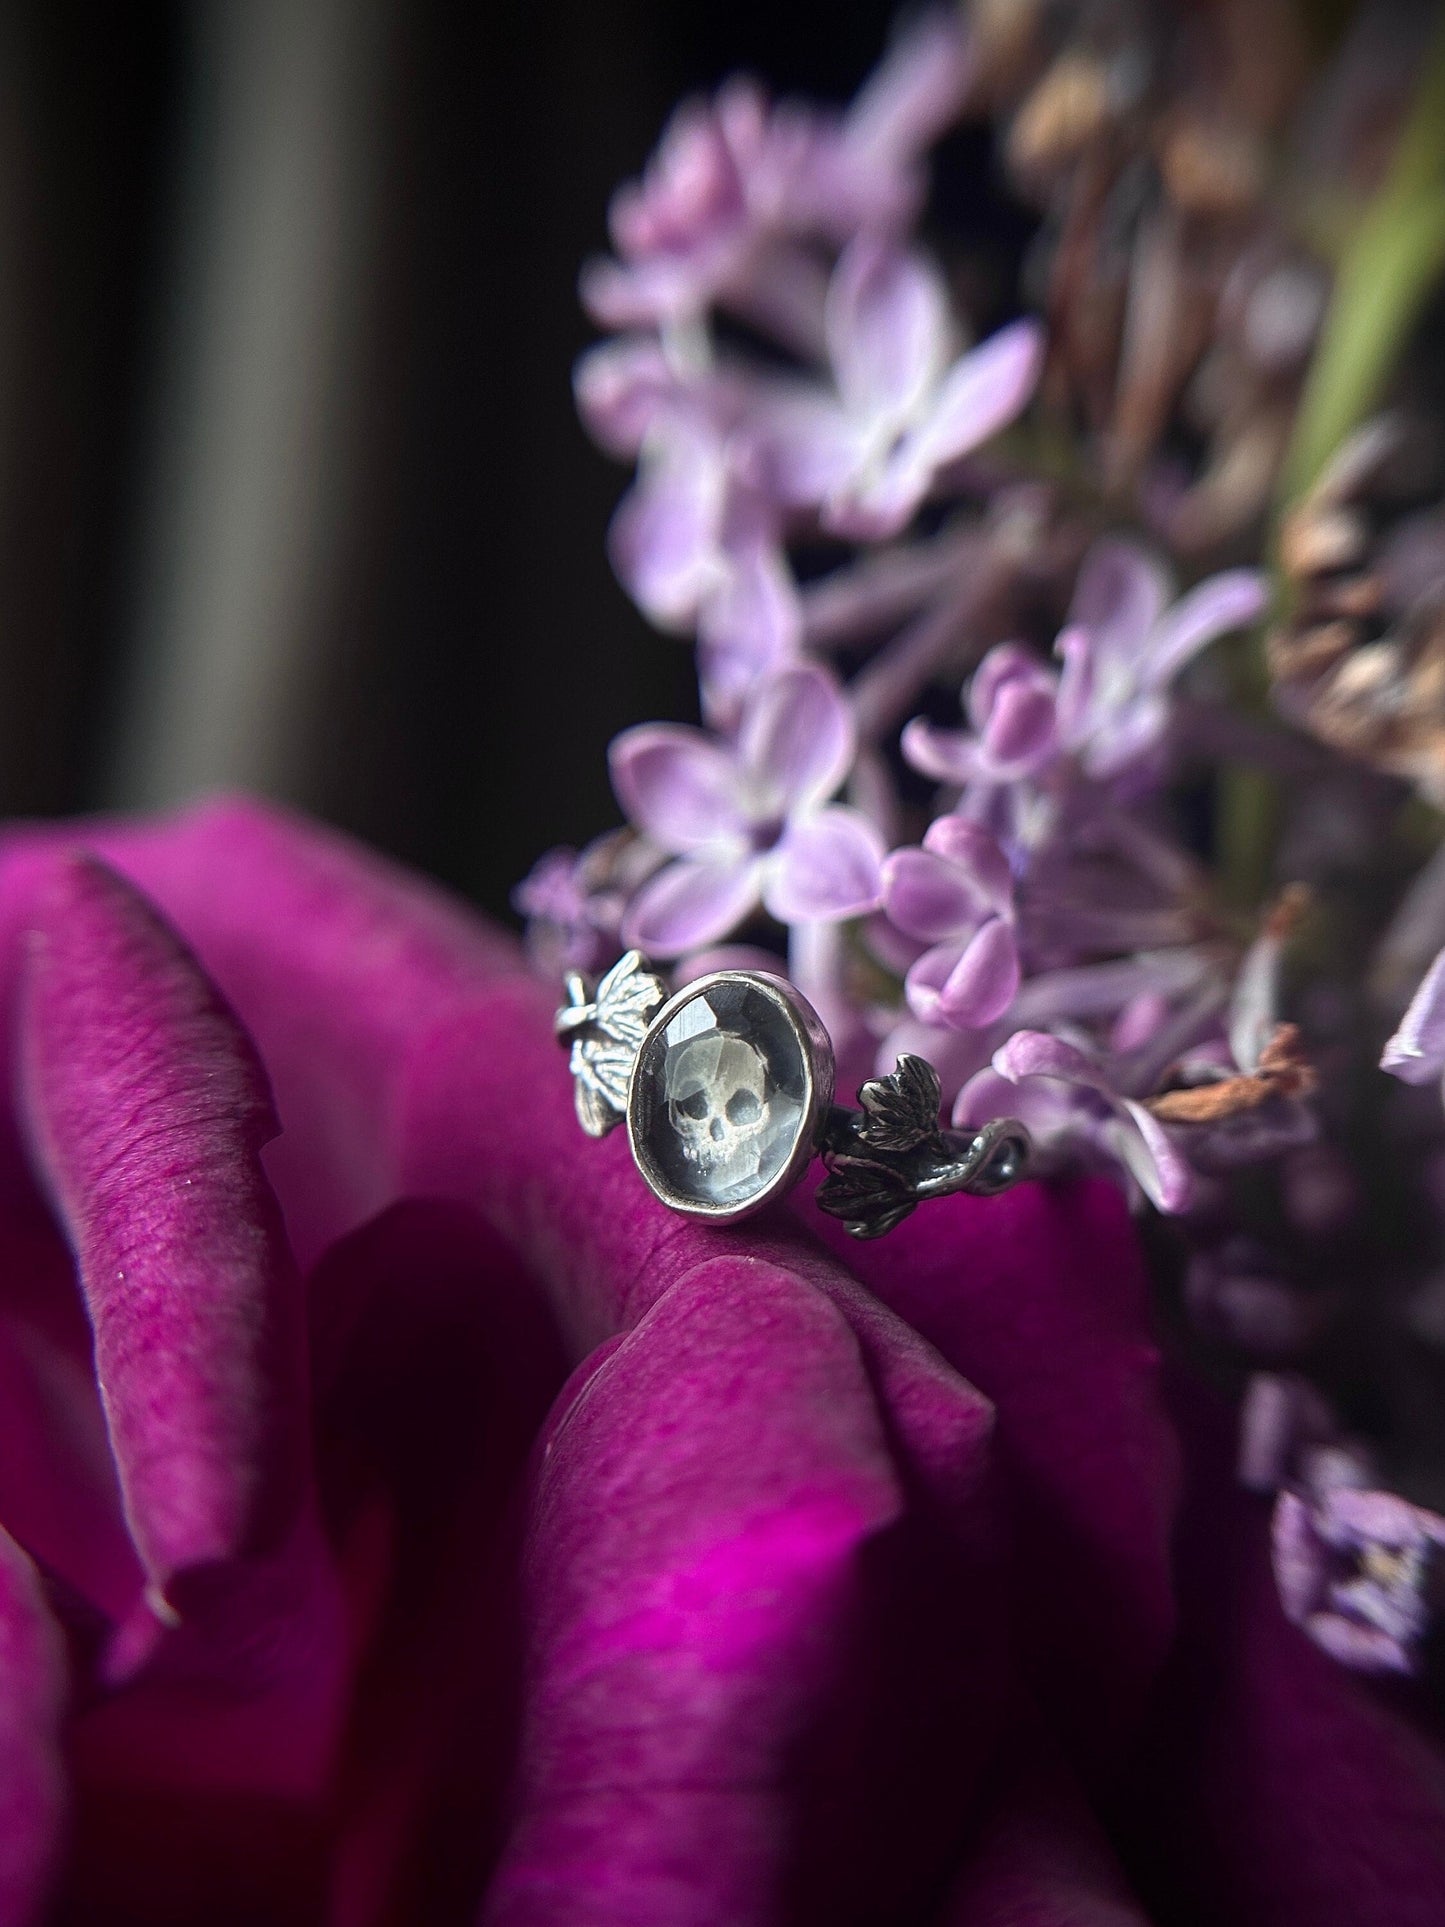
[725,1088,763,1127]
[676,1088,711,1121]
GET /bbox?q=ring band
[556,952,1030,1238]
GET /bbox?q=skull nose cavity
[710,1116,726,1140]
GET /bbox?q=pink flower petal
[620,853,761,958]
[19,858,310,1614]
[906,317,1044,471]
[607,429,727,631]
[883,846,984,942]
[904,940,965,1026]
[900,716,978,783]
[738,663,855,817]
[922,816,1014,914]
[993,1029,1109,1089]
[825,237,954,424]
[1110,1101,1193,1214]
[1145,568,1268,689]
[842,11,973,176]
[1382,943,1445,1085]
[967,642,1047,731]
[697,541,802,729]
[572,335,676,458]
[763,806,885,923]
[938,917,1021,1028]
[982,676,1058,774]
[609,724,746,854]
[1068,539,1171,662]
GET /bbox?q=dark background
[0,0,917,925]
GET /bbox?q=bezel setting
[626,970,836,1224]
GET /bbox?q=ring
[555,952,1031,1238]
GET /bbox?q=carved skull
[664,1031,772,1195]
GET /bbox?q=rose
[0,798,1441,1925]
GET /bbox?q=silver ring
[555,951,1030,1239]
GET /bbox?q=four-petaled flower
[579,13,973,332]
[611,664,885,957]
[902,641,1061,787]
[1054,540,1267,781]
[754,237,1045,539]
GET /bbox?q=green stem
[1276,12,1445,510]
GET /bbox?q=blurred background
[0,0,952,923]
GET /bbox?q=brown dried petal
[1146,1023,1317,1122]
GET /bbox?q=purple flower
[957,1028,1194,1212]
[1274,1484,1445,1676]
[577,365,803,726]
[610,664,884,956]
[578,14,972,334]
[1382,943,1445,1100]
[783,10,975,238]
[1056,540,1268,781]
[755,237,1044,539]
[579,77,791,332]
[513,830,662,977]
[902,641,1061,786]
[881,816,1021,1028]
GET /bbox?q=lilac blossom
[902,641,1060,786]
[1058,541,1268,780]
[573,340,803,723]
[754,237,1045,539]
[956,1029,1194,1211]
[881,815,1020,1028]
[610,664,884,957]
[1273,1484,1445,1676]
[579,13,972,336]
[903,544,1268,795]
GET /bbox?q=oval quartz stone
[628,974,828,1219]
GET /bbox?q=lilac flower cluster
[519,6,1445,1681]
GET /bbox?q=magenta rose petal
[936,1723,1154,1925]
[1123,1380,1445,1924]
[17,856,311,1631]
[481,1254,992,1927]
[798,1173,1182,1791]
[0,1527,66,1927]
[399,978,1017,1916]
[0,798,519,1271]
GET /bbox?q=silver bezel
[626,970,836,1224]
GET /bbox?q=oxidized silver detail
[556,956,1030,1231]
[815,1055,1031,1239]
[554,949,668,1136]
